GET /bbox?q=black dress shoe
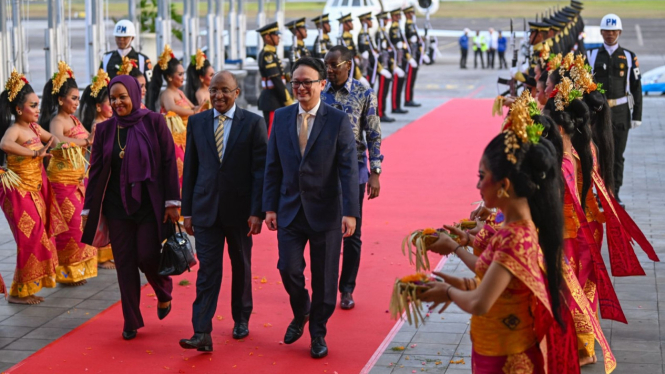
[233,322,249,339]
[157,302,171,320]
[310,336,328,358]
[284,315,309,344]
[380,116,396,123]
[340,292,355,310]
[392,108,409,114]
[122,330,137,340]
[179,333,213,352]
[404,101,421,107]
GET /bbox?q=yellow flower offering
[389,273,435,327]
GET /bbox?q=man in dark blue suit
[179,71,268,352]
[263,57,359,359]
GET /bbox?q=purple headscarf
[108,75,156,215]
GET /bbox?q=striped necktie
[215,114,228,160]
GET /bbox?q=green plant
[138,0,183,41]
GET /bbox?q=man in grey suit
[179,71,268,352]
[263,57,360,359]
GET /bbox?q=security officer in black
[375,11,396,123]
[356,13,377,85]
[101,19,153,81]
[285,18,311,68]
[389,8,411,114]
[257,22,294,133]
[587,13,642,206]
[403,6,423,107]
[312,14,333,59]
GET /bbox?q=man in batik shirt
[321,45,383,311]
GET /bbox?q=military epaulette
[263,44,276,53]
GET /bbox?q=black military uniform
[312,14,333,59]
[587,43,642,199]
[285,18,311,68]
[338,13,364,82]
[375,12,396,122]
[257,22,294,133]
[403,6,422,107]
[389,8,409,114]
[101,47,153,81]
[357,12,378,84]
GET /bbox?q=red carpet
[8,99,500,374]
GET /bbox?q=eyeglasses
[209,87,238,96]
[290,80,322,88]
[324,61,349,70]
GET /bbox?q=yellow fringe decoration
[0,167,22,192]
[492,96,505,117]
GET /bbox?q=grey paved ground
[366,98,665,374]
[1,29,665,373]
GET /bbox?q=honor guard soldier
[587,13,642,206]
[257,22,294,133]
[338,13,370,87]
[389,8,414,114]
[101,20,153,81]
[312,14,333,59]
[403,6,428,107]
[286,18,311,68]
[375,11,398,122]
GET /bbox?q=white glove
[631,120,642,129]
[361,51,370,60]
[409,35,418,43]
[381,41,387,49]
[380,68,392,79]
[408,58,418,68]
[393,67,405,78]
[396,41,404,49]
[422,54,431,64]
[358,76,371,88]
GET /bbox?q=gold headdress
[191,49,207,71]
[569,54,605,94]
[158,44,175,70]
[551,76,583,112]
[547,53,562,74]
[51,61,75,95]
[502,91,544,164]
[116,56,138,76]
[4,69,28,103]
[90,69,110,98]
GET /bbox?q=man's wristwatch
[372,167,382,175]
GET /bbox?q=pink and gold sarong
[0,124,68,297]
[46,116,98,283]
[161,90,191,188]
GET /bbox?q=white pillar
[0,0,9,83]
[128,0,140,50]
[256,0,266,53]
[214,0,225,70]
[275,0,285,59]
[85,0,98,80]
[157,0,172,54]
[228,0,237,61]
[183,0,190,67]
[237,0,246,63]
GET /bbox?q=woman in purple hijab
[82,75,180,340]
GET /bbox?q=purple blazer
[81,112,180,245]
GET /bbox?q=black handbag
[158,222,197,276]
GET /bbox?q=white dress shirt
[118,47,132,57]
[214,104,236,161]
[604,42,619,56]
[297,99,321,140]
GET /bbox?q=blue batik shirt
[322,78,383,184]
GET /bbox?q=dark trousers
[474,49,485,68]
[498,51,508,69]
[277,208,343,338]
[191,221,253,334]
[107,218,173,332]
[611,106,631,194]
[339,183,366,294]
[487,49,496,68]
[460,48,468,68]
[405,65,418,104]
[377,75,392,118]
[613,125,630,195]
